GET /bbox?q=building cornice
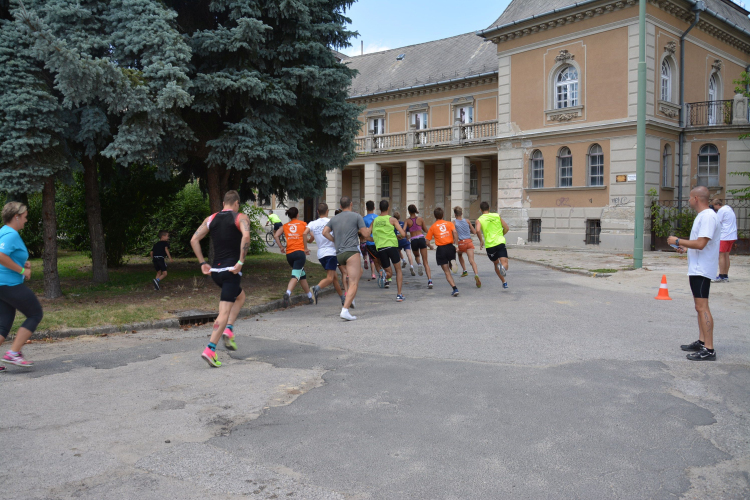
[348,74,499,105]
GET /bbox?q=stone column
[497,141,527,237]
[325,168,342,206]
[733,93,749,125]
[364,163,382,207]
[351,167,361,213]
[481,160,491,204]
[406,160,425,214]
[391,166,402,214]
[451,156,470,216]
[435,164,445,212]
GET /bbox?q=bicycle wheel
[279,234,286,247]
[266,231,275,247]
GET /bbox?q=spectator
[710,198,737,283]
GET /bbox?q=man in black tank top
[190,190,251,368]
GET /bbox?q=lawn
[17,250,327,332]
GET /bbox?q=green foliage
[734,71,749,140]
[241,204,269,256]
[0,192,44,258]
[651,204,696,238]
[728,172,750,199]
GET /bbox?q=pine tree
[165,0,362,210]
[7,0,193,281]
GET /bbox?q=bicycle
[265,228,285,247]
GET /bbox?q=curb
[27,287,339,341]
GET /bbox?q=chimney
[361,41,363,56]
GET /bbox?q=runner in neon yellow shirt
[371,199,407,301]
[475,201,510,289]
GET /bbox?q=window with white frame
[588,144,604,186]
[381,171,390,198]
[697,144,719,187]
[662,144,672,188]
[557,147,573,187]
[470,164,478,196]
[411,112,428,130]
[455,106,474,124]
[530,150,544,189]
[661,59,672,102]
[555,66,579,109]
[708,74,719,125]
[369,117,385,135]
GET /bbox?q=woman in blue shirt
[0,202,43,370]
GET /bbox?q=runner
[362,200,382,280]
[475,201,510,289]
[308,202,345,305]
[393,211,416,276]
[371,200,407,301]
[453,206,481,288]
[0,202,43,370]
[405,204,433,288]
[150,230,172,290]
[323,196,371,321]
[190,190,251,368]
[425,207,460,296]
[274,207,313,308]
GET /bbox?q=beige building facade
[327,0,750,250]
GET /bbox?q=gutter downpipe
[634,0,647,268]
[678,3,704,215]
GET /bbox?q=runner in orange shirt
[425,207,460,297]
[274,207,313,308]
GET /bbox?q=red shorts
[458,239,474,253]
[719,240,735,253]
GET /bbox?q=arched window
[588,144,604,186]
[530,150,544,188]
[555,66,579,109]
[708,74,719,125]
[697,144,719,187]
[557,147,573,187]
[660,60,672,102]
[662,145,672,188]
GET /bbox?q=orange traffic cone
[655,275,672,300]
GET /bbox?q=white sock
[285,290,291,296]
[342,307,348,313]
[307,292,312,298]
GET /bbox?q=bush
[241,204,269,256]
[0,192,44,258]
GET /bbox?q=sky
[339,0,513,57]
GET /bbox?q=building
[325,0,750,250]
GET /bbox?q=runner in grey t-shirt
[323,196,371,321]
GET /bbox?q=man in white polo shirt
[308,202,345,305]
[710,198,737,283]
[668,186,721,361]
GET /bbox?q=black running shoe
[282,293,290,308]
[680,340,703,351]
[312,285,320,305]
[686,347,716,361]
[153,279,160,290]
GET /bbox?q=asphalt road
[2,256,748,499]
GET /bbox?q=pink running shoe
[222,329,237,351]
[3,351,33,367]
[201,347,221,367]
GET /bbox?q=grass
[589,268,618,274]
[16,250,327,332]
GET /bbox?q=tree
[165,0,362,210]
[11,0,194,282]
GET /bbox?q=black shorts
[365,245,379,260]
[486,244,508,262]
[689,275,711,299]
[273,222,283,232]
[286,250,307,280]
[436,244,457,267]
[410,237,427,251]
[152,257,167,272]
[211,271,242,302]
[378,247,400,269]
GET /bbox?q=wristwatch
[676,238,680,247]
[199,261,208,267]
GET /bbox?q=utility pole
[634,0,647,268]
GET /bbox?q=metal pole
[634,0,647,268]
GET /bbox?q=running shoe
[385,279,391,289]
[461,270,468,277]
[153,279,160,290]
[378,269,387,288]
[499,264,507,277]
[0,365,5,373]
[396,294,405,302]
[686,347,716,361]
[282,292,290,308]
[201,347,221,367]
[417,264,423,276]
[410,266,415,276]
[363,258,368,270]
[451,288,460,297]
[308,295,314,305]
[503,282,509,289]
[223,329,237,351]
[340,309,357,321]
[475,275,481,288]
[427,279,433,289]
[2,351,33,367]
[711,276,723,283]
[401,259,406,269]
[680,340,704,351]
[312,285,320,304]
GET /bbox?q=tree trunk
[207,165,223,213]
[82,156,108,283]
[42,177,63,299]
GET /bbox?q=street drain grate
[178,313,218,327]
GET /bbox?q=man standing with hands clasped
[710,198,737,283]
[668,186,721,361]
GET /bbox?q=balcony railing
[686,100,733,127]
[355,119,499,154]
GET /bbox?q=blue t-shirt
[0,225,28,287]
[363,213,377,246]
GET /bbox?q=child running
[405,204,433,288]
[308,202,345,305]
[393,211,416,276]
[425,207,460,296]
[274,207,314,307]
[453,207,480,288]
[371,200,407,301]
[475,201,510,289]
[150,230,172,290]
[362,200,382,281]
